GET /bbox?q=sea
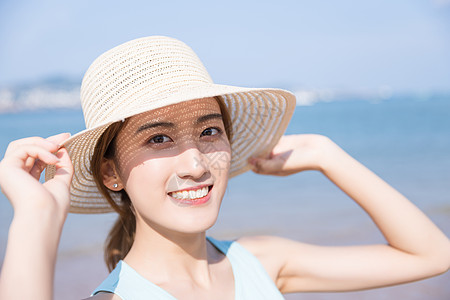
[0,86,449,299]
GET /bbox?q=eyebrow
[136,122,175,134]
[196,113,223,124]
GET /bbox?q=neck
[124,218,219,286]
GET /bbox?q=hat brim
[45,84,296,213]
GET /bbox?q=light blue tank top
[92,237,285,299]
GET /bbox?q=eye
[148,134,172,144]
[201,127,221,137]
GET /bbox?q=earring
[113,183,118,188]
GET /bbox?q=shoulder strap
[207,236,285,300]
[92,261,177,300]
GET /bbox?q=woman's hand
[0,132,73,219]
[248,134,337,176]
[0,133,73,300]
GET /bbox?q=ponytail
[103,191,136,272]
[91,120,136,272]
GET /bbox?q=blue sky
[0,0,449,92]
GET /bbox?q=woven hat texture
[45,36,296,213]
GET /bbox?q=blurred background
[1,0,449,299]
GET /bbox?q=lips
[168,185,213,206]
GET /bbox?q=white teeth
[170,186,209,200]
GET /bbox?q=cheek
[116,145,169,184]
[202,138,231,168]
[123,158,169,203]
[206,150,231,174]
[205,149,231,193]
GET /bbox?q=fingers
[4,133,70,158]
[52,147,74,188]
[46,132,71,146]
[24,156,37,171]
[42,147,74,213]
[28,133,71,178]
[30,159,48,180]
[248,156,284,175]
[1,134,71,179]
[0,135,73,217]
[5,137,59,158]
[8,144,60,168]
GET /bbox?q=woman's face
[109,97,231,234]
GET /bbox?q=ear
[100,158,124,191]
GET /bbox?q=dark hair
[91,97,233,272]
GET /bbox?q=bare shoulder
[82,292,121,300]
[236,235,297,283]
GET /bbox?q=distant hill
[0,76,81,113]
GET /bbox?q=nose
[175,146,209,180]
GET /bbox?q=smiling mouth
[168,185,213,201]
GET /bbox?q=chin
[174,210,220,234]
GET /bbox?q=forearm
[0,209,65,300]
[249,134,449,291]
[320,140,450,269]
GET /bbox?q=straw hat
[45,36,296,213]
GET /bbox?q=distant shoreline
[1,80,449,113]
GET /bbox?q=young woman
[0,36,449,300]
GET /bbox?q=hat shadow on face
[107,98,232,194]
